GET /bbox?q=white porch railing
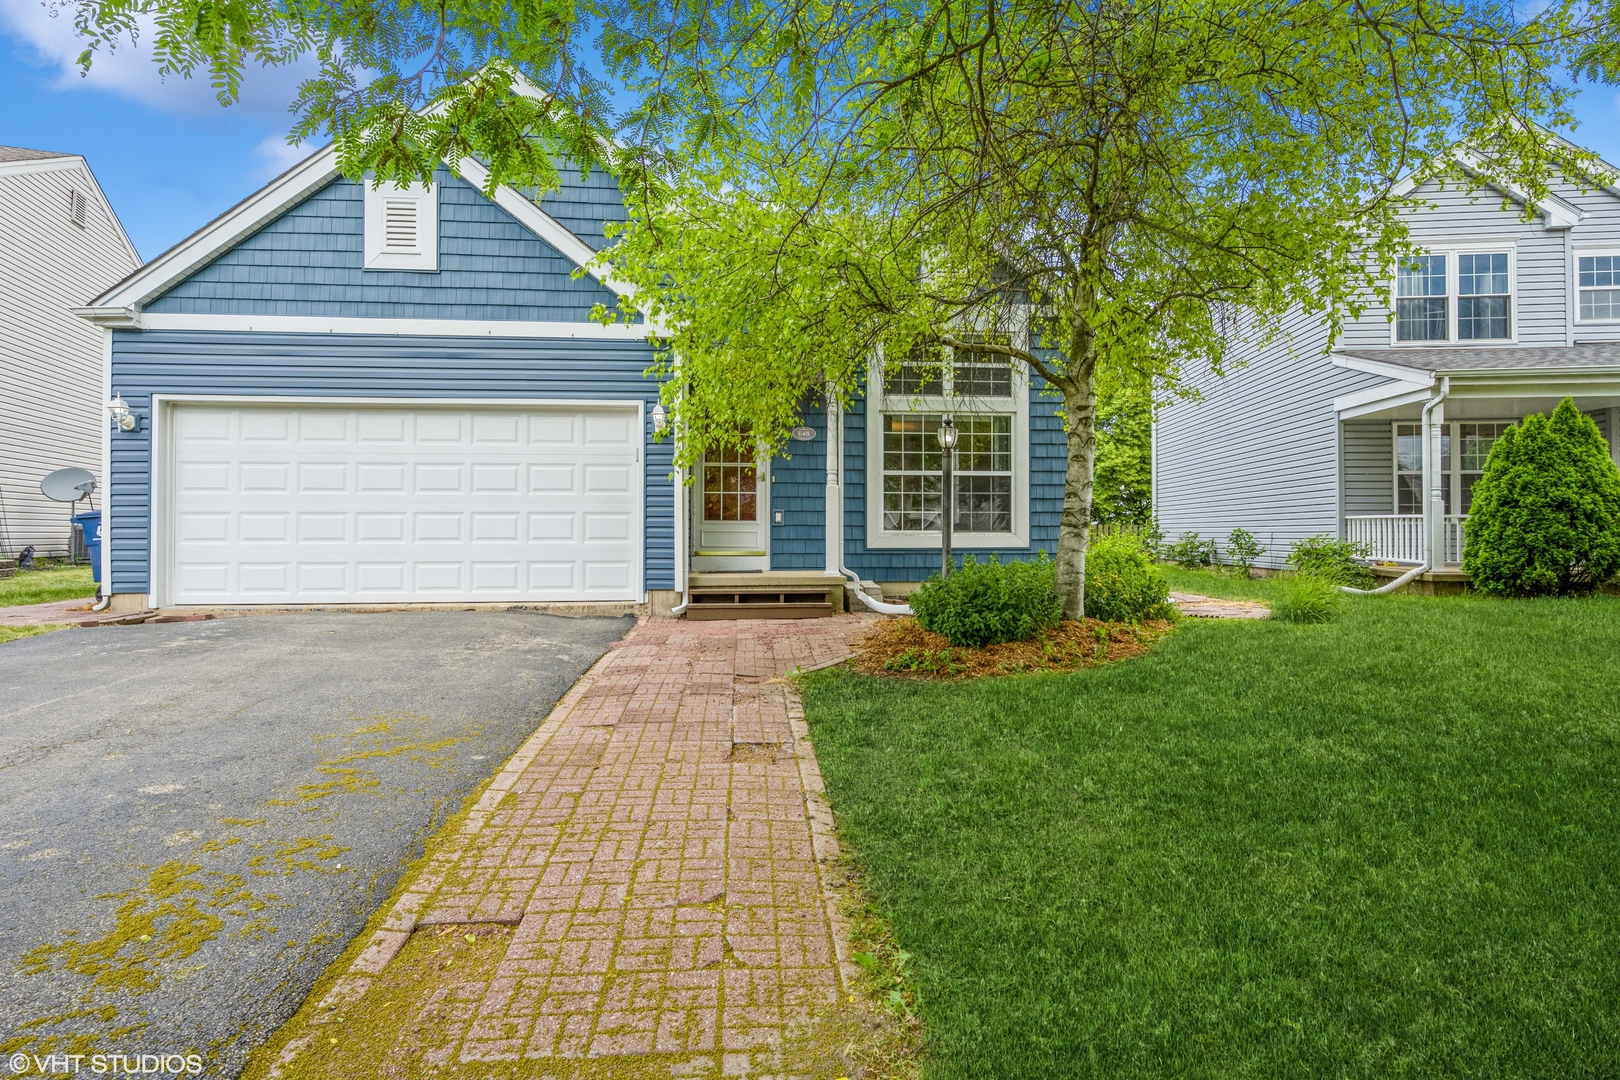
[1344,514,1468,567]
[1345,515,1423,563]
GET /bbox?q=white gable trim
[1390,148,1585,230]
[88,145,342,310]
[1331,352,1434,383]
[80,144,632,318]
[0,154,142,266]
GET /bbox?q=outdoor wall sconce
[651,403,668,433]
[108,393,137,432]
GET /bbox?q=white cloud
[0,0,314,120]
[254,132,316,179]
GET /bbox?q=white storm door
[166,402,641,604]
[692,443,768,572]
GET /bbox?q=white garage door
[166,403,641,605]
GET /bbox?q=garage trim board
[150,396,646,608]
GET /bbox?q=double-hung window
[1394,249,1513,343]
[1392,421,1510,516]
[1396,256,1448,342]
[1578,254,1620,322]
[870,334,1027,547]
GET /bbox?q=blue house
[76,145,1065,616]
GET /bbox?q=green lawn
[803,570,1620,1078]
[0,565,96,607]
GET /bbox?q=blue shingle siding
[768,405,829,570]
[107,330,671,594]
[842,375,1065,581]
[533,167,631,253]
[146,169,621,320]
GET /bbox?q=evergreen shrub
[1463,398,1620,597]
[1166,531,1218,568]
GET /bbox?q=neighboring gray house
[1155,144,1620,583]
[0,145,141,557]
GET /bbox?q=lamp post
[937,416,958,578]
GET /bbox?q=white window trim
[364,181,438,272]
[864,349,1031,550]
[1573,244,1620,325]
[1390,418,1518,515]
[1388,243,1518,347]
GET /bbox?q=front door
[692,443,769,571]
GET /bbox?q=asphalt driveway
[0,611,631,1076]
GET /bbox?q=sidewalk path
[0,597,94,626]
[1169,591,1271,619]
[283,615,882,1078]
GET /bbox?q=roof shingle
[1337,343,1620,373]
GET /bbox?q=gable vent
[68,189,88,228]
[383,199,419,252]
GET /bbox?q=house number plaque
[790,426,816,441]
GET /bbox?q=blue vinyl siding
[842,374,1065,581]
[146,170,622,321]
[532,168,630,252]
[768,405,829,570]
[108,330,670,595]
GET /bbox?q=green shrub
[910,553,1063,647]
[1287,535,1373,587]
[1270,573,1343,623]
[1166,531,1217,568]
[1224,528,1265,575]
[1084,532,1176,622]
[1463,398,1620,597]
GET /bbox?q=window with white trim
[1394,249,1513,342]
[1392,421,1511,515]
[871,334,1026,546]
[364,181,438,271]
[1578,254,1620,322]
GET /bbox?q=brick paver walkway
[302,615,878,1077]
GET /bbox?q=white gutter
[825,389,912,615]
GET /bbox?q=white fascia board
[1337,385,1434,420]
[0,155,83,178]
[456,156,634,299]
[85,144,341,312]
[1331,352,1435,383]
[1332,380,1432,415]
[72,306,141,328]
[137,312,663,339]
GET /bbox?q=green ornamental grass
[1462,397,1620,597]
[1269,572,1343,623]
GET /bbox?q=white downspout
[826,389,913,615]
[669,461,689,616]
[1341,377,1447,596]
[92,327,113,612]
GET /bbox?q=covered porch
[1333,345,1620,572]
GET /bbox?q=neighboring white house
[0,145,141,557]
[1155,142,1620,585]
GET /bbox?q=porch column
[1425,393,1446,568]
[825,393,842,575]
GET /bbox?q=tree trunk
[1055,369,1098,620]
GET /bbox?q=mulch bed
[849,616,1174,680]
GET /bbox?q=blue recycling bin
[72,511,102,584]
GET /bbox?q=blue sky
[3,0,1619,263]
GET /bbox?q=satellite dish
[42,468,96,503]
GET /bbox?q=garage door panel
[169,404,641,604]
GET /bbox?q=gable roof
[78,143,634,327]
[1389,138,1620,231]
[0,145,71,163]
